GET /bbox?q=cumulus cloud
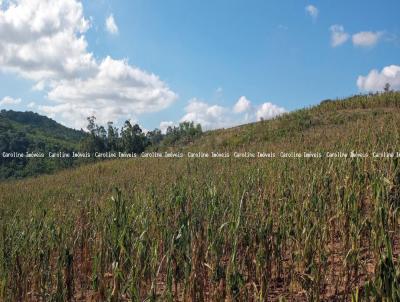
[233,96,251,113]
[329,26,385,48]
[256,102,287,120]
[105,14,118,35]
[330,25,349,47]
[179,97,286,130]
[45,56,177,127]
[180,99,229,130]
[0,0,177,128]
[305,5,318,20]
[352,31,383,47]
[357,65,400,92]
[0,0,92,81]
[0,96,22,106]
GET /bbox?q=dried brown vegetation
[0,93,400,301]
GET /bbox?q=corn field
[0,93,400,301]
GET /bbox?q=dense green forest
[0,110,86,179]
[0,111,202,180]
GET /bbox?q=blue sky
[0,0,399,131]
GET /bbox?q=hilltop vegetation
[0,111,202,180]
[81,117,202,155]
[179,92,400,153]
[0,92,400,301]
[0,110,85,143]
[0,110,86,179]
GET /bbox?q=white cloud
[105,14,118,35]
[0,0,93,81]
[0,0,177,128]
[46,56,177,127]
[27,101,36,108]
[0,96,22,106]
[305,5,318,20]
[330,25,349,47]
[159,121,175,134]
[357,65,400,92]
[256,102,286,120]
[352,31,383,47]
[181,99,229,130]
[180,97,286,130]
[233,96,252,113]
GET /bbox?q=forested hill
[0,110,86,144]
[0,110,202,179]
[0,110,87,179]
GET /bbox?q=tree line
[0,112,202,179]
[81,116,202,154]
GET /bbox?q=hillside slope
[173,92,400,153]
[0,92,399,301]
[0,110,85,145]
[0,110,87,179]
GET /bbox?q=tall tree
[107,122,119,151]
[146,128,163,146]
[121,121,147,153]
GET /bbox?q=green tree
[120,121,147,154]
[107,122,119,151]
[146,128,163,146]
[81,116,107,153]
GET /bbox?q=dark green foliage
[80,116,108,154]
[0,112,203,180]
[107,122,119,152]
[80,118,203,154]
[0,110,86,179]
[120,120,147,153]
[163,121,202,146]
[0,110,85,142]
[146,128,163,146]
[80,117,149,154]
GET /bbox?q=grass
[0,92,400,301]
